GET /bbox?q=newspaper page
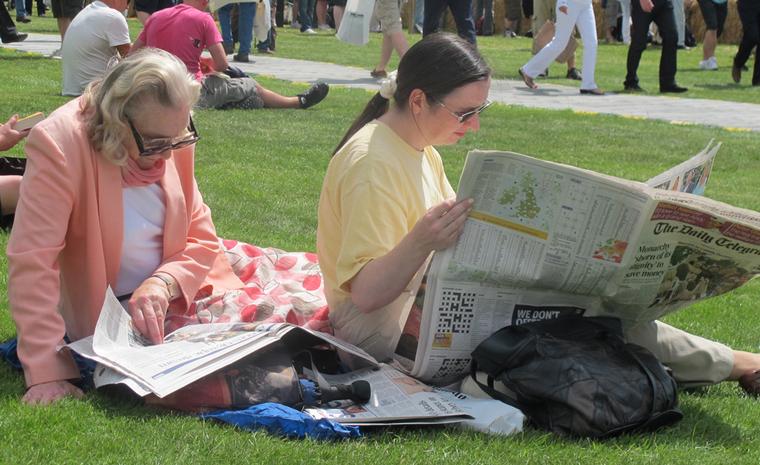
[303,364,472,425]
[69,289,378,397]
[402,150,654,382]
[645,139,719,194]
[398,148,760,384]
[600,189,760,324]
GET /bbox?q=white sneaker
[301,27,317,34]
[50,48,62,59]
[317,23,331,30]
[699,57,718,70]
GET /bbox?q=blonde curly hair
[81,48,202,165]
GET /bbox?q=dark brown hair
[333,33,491,155]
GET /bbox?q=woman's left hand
[128,277,170,344]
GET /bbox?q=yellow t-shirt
[317,120,455,356]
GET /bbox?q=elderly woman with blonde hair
[8,48,243,405]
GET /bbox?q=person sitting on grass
[60,0,132,97]
[317,32,760,398]
[130,0,329,110]
[8,49,334,407]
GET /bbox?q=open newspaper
[68,289,377,398]
[391,141,758,384]
[68,290,479,426]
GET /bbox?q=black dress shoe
[16,15,31,23]
[580,88,605,95]
[624,83,643,92]
[660,84,688,93]
[732,65,742,84]
[739,369,760,396]
[1,32,27,43]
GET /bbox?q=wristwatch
[151,272,179,300]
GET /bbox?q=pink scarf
[121,157,166,187]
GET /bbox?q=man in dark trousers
[1,1,27,43]
[423,0,477,45]
[624,0,687,93]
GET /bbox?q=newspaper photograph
[392,144,760,384]
[645,140,719,195]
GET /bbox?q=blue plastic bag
[200,402,362,440]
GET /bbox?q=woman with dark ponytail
[317,33,492,362]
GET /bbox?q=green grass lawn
[2,43,760,464]
[14,15,760,103]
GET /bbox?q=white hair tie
[378,70,398,100]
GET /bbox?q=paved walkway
[4,33,759,131]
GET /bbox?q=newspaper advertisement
[394,144,760,384]
[69,289,377,398]
[304,364,472,425]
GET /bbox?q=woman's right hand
[22,380,84,405]
[409,198,473,253]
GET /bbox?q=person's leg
[423,0,447,35]
[448,0,477,44]
[625,0,651,88]
[576,2,599,90]
[0,1,24,41]
[522,1,580,78]
[697,0,718,63]
[653,0,679,89]
[532,0,553,36]
[299,0,313,30]
[671,0,683,47]
[619,0,631,44]
[217,4,234,50]
[414,0,424,29]
[14,0,27,20]
[316,0,327,27]
[56,16,71,39]
[375,33,394,73]
[236,2,255,57]
[482,0,494,35]
[0,175,21,216]
[333,4,343,29]
[734,0,756,82]
[751,4,760,85]
[624,321,734,387]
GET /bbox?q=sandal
[518,68,537,89]
[370,69,387,79]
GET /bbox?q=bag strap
[469,360,522,411]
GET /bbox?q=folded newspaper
[390,141,754,384]
[67,290,489,427]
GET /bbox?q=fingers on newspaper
[67,289,523,430]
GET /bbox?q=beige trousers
[337,312,734,387]
[532,0,556,35]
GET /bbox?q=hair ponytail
[332,93,390,156]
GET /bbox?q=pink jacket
[8,98,243,387]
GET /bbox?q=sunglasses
[434,98,493,124]
[128,116,200,157]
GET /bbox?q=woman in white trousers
[519,0,603,94]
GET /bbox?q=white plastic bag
[253,0,271,43]
[336,0,376,46]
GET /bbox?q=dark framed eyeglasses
[434,98,493,124]
[128,116,200,157]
